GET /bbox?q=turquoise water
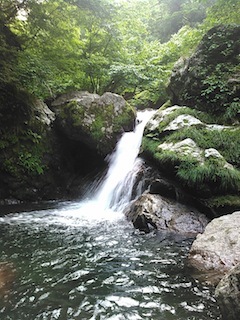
[0,201,221,320]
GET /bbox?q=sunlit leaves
[204,0,240,27]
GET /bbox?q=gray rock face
[33,100,55,126]
[125,193,208,234]
[188,211,240,282]
[215,264,240,320]
[167,25,240,122]
[51,91,136,155]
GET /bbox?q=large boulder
[167,25,240,124]
[125,193,208,235]
[141,26,240,215]
[0,88,136,203]
[51,91,136,155]
[188,211,240,284]
[215,264,240,320]
[142,105,240,216]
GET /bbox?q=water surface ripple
[0,203,221,320]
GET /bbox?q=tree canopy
[0,0,239,106]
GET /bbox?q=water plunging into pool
[0,110,221,319]
[94,110,155,212]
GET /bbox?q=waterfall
[94,109,155,212]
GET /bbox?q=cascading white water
[94,109,155,212]
[0,110,155,226]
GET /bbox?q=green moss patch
[164,126,240,168]
[203,195,240,212]
[177,160,240,195]
[142,105,240,197]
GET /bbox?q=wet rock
[215,264,240,320]
[188,211,240,284]
[125,193,208,235]
[149,178,177,199]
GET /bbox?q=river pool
[0,200,221,320]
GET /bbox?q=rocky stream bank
[0,24,240,319]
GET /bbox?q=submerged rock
[51,91,136,155]
[215,264,240,320]
[188,211,240,284]
[125,193,208,235]
[0,262,16,300]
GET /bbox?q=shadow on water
[0,201,64,216]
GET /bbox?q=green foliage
[149,0,215,42]
[143,133,240,195]
[0,0,239,105]
[202,0,240,28]
[59,101,85,127]
[0,0,214,107]
[172,25,240,124]
[0,127,46,177]
[14,0,206,106]
[6,0,122,98]
[0,22,20,87]
[18,151,44,175]
[142,137,159,155]
[199,61,240,121]
[142,103,240,196]
[0,0,239,206]
[91,118,105,141]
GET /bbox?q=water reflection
[0,262,16,301]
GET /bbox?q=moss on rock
[51,91,136,155]
[142,105,240,213]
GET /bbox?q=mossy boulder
[141,105,240,216]
[0,88,134,203]
[51,91,136,155]
[167,25,240,124]
[153,24,240,214]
